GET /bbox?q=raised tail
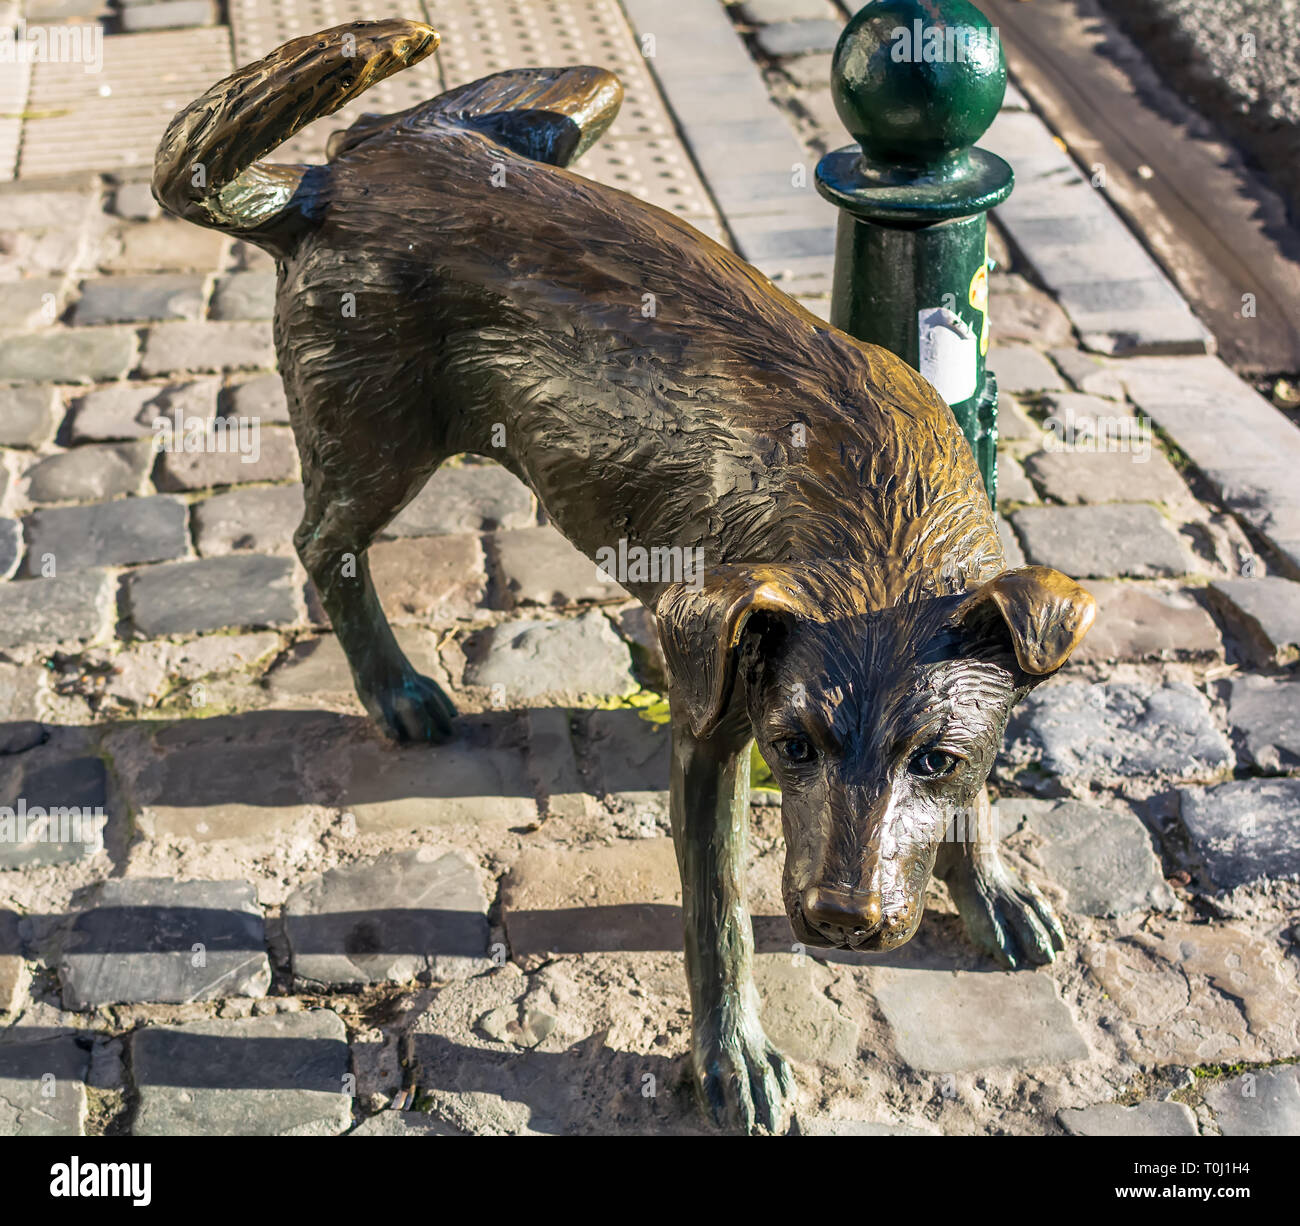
[152,19,439,242]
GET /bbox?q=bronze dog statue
[154,20,1096,1133]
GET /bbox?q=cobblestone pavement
[0,0,1297,1137]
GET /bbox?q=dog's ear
[953,565,1097,674]
[656,564,811,738]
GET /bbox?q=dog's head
[656,561,1095,952]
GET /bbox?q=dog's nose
[801,886,882,937]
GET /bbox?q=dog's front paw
[693,1009,794,1135]
[948,856,1066,970]
[365,671,457,744]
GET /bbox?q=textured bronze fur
[154,20,1096,1134]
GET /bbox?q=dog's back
[282,118,996,598]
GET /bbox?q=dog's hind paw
[694,1016,795,1136]
[949,857,1067,970]
[367,671,457,744]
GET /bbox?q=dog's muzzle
[793,886,914,951]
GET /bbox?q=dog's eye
[778,737,815,765]
[908,748,959,779]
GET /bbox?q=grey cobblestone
[0,568,114,648]
[0,519,19,580]
[1022,447,1187,506]
[871,969,1089,1072]
[1011,503,1192,578]
[153,426,299,491]
[192,483,303,557]
[0,277,64,330]
[23,494,189,573]
[754,20,842,57]
[1227,674,1300,772]
[127,554,301,635]
[224,371,290,424]
[1178,778,1300,888]
[1058,1101,1197,1137]
[93,218,227,274]
[1071,581,1221,663]
[1205,1067,1300,1136]
[987,345,1065,393]
[70,377,219,442]
[464,610,636,703]
[493,524,627,607]
[0,1032,91,1136]
[384,464,535,537]
[0,328,138,383]
[369,535,486,622]
[0,752,108,869]
[1003,680,1231,791]
[0,385,59,447]
[111,181,162,222]
[997,797,1174,916]
[72,274,206,325]
[139,321,274,376]
[1208,577,1300,664]
[131,1009,351,1137]
[285,849,489,988]
[209,271,276,320]
[60,878,270,1009]
[23,440,154,503]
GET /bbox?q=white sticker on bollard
[917,306,977,405]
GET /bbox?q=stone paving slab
[0,1032,92,1136]
[0,385,60,448]
[1002,680,1231,793]
[370,535,486,622]
[1177,778,1300,889]
[1058,1100,1198,1137]
[0,567,114,649]
[1070,581,1221,663]
[1227,674,1300,772]
[503,838,681,959]
[1120,357,1300,572]
[69,378,220,442]
[285,849,489,988]
[1207,577,1300,665]
[493,524,629,608]
[339,738,537,833]
[131,1008,351,1136]
[997,797,1174,916]
[1022,446,1188,507]
[126,554,302,635]
[1204,1066,1300,1137]
[23,494,189,573]
[0,750,107,869]
[870,968,1089,1073]
[23,439,154,503]
[464,609,637,703]
[192,484,304,557]
[0,327,139,383]
[129,737,312,844]
[1086,920,1297,1066]
[59,878,271,1008]
[1011,503,1192,579]
[383,464,536,537]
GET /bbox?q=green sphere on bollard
[817,0,1013,504]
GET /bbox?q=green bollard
[815,0,1012,505]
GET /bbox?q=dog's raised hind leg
[669,698,794,1135]
[294,475,457,744]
